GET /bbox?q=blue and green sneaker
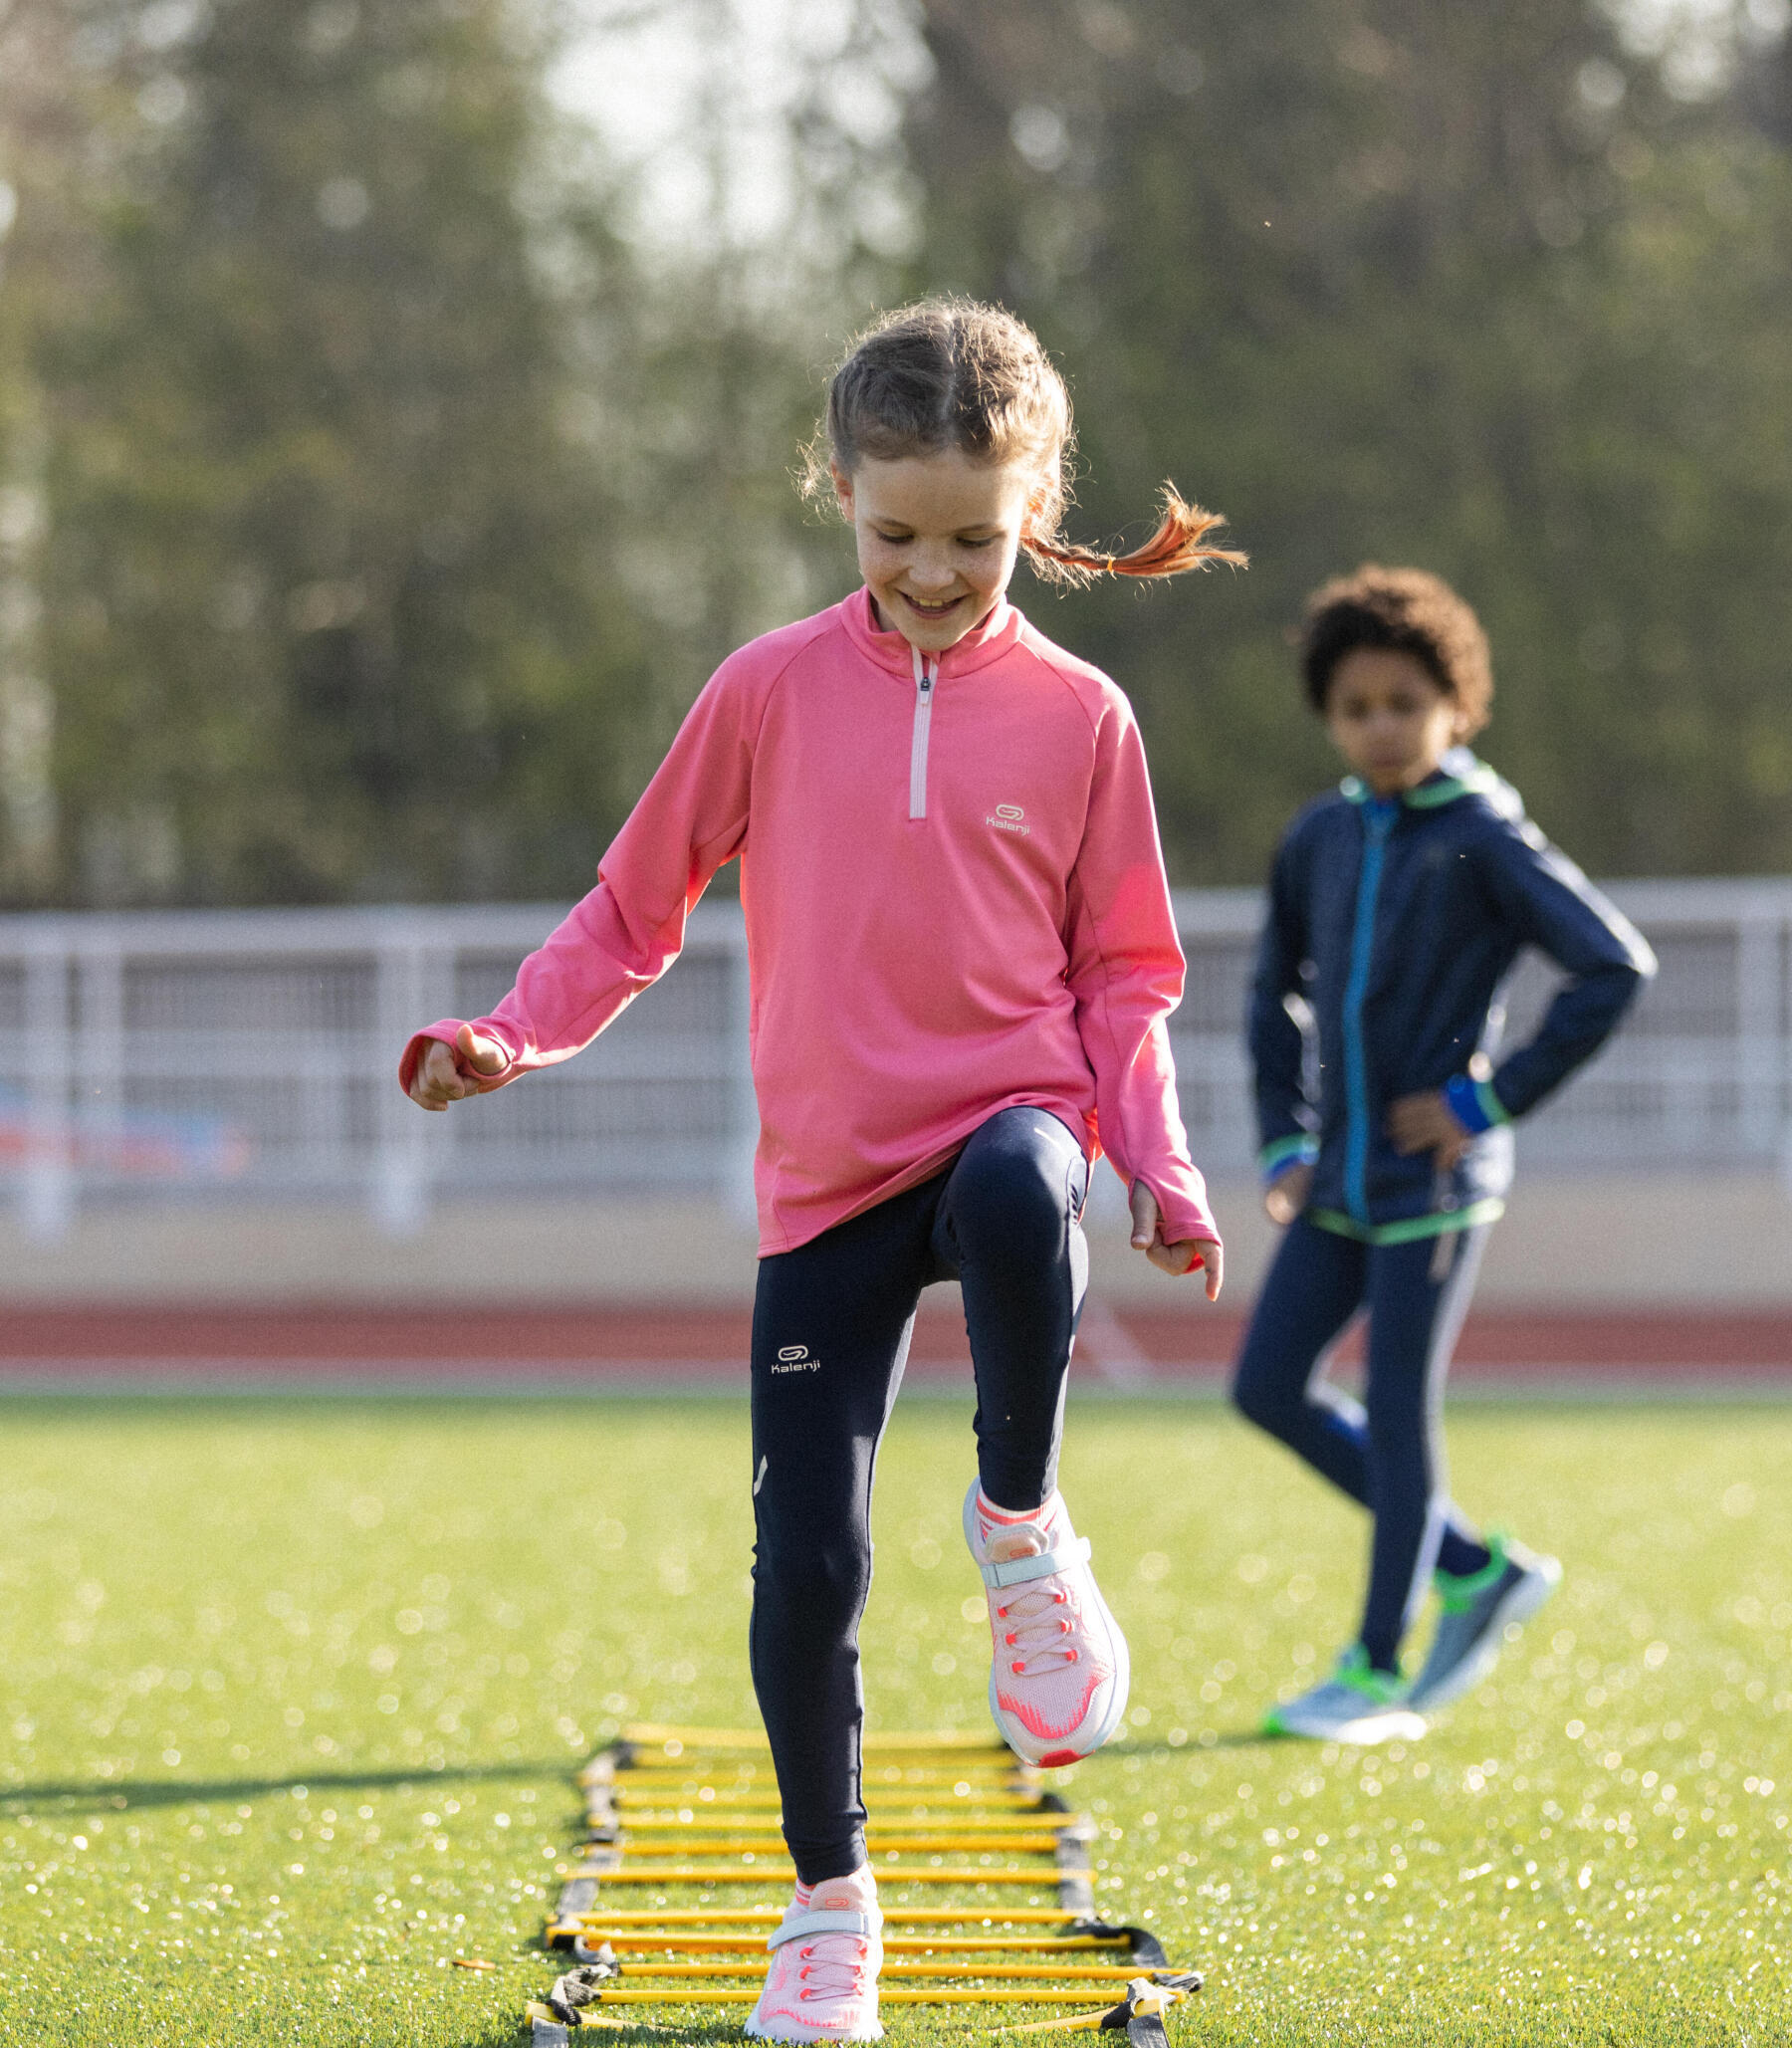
[1261,1644,1427,1743]
[1406,1532,1561,1712]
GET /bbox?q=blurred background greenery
[0,0,1787,907]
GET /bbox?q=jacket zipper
[1342,798,1396,1223]
[909,643,938,819]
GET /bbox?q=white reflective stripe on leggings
[1397,1224,1489,1641]
[909,642,938,819]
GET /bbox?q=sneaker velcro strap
[978,1535,1091,1590]
[767,1908,878,1949]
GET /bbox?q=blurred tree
[903,0,1792,881]
[21,0,656,905]
[7,0,1787,902]
[0,0,101,900]
[555,0,925,800]
[3,0,923,905]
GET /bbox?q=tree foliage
[7,0,664,904]
[903,0,1792,880]
[0,0,1787,904]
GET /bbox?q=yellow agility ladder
[526,1724,1202,2046]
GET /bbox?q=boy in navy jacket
[1235,566,1655,1742]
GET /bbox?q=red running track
[0,1299,1788,1385]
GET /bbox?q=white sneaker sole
[964,1485,1131,1766]
[1411,1557,1562,1712]
[1267,1702,1427,1744]
[745,2010,883,2044]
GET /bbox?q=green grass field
[1,1393,1789,2045]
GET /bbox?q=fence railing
[3,879,1788,1239]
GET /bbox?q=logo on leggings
[772,1344,820,1374]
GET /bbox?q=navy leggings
[1232,1216,1493,1672]
[750,1106,1090,1884]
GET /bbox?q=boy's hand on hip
[1263,1161,1313,1227]
[408,1024,509,1110]
[1387,1089,1472,1171]
[1129,1182,1224,1299]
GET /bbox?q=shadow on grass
[0,1757,566,1811]
[1106,1728,1277,1755]
[7,1732,1294,1812]
[462,2001,745,2048]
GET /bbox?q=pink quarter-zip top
[399,588,1219,1259]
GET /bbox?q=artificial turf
[0,1393,1787,2045]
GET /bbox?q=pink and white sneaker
[745,1864,883,2043]
[963,1481,1130,1766]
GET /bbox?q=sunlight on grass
[0,1396,1788,2043]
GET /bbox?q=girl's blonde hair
[806,298,1244,585]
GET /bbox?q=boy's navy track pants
[1232,1215,1494,1673]
[749,1105,1090,1885]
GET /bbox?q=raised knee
[951,1147,1064,1257]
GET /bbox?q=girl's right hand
[407,1024,510,1110]
[1263,1161,1313,1227]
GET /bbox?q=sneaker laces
[983,1506,1081,1678]
[784,1874,877,2007]
[792,1939,871,2002]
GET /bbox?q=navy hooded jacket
[1247,750,1656,1242]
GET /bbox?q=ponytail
[815,301,1246,587]
[1024,484,1246,585]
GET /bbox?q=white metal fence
[3,879,1788,1239]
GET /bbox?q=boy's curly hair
[1300,566,1492,735]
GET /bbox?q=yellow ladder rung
[611,1836,1064,1857]
[558,1905,1085,1927]
[567,1962,1160,1982]
[568,1870,1065,1887]
[543,1987,1151,2007]
[620,1724,1014,1754]
[610,1790,1043,1804]
[606,1766,1032,1788]
[612,1808,1047,1824]
[567,1934,1141,1956]
[613,1813,1081,1833]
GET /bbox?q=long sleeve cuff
[1443,1072,1509,1135]
[1259,1133,1320,1184]
[1131,1164,1221,1259]
[396,1019,520,1096]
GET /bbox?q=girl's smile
[832,449,1038,654]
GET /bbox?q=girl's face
[833,448,1040,655]
[1323,647,1470,796]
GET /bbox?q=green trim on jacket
[1340,758,1503,809]
[1307,1197,1506,1247]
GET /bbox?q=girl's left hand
[1129,1183,1224,1299]
[1387,1089,1473,1170]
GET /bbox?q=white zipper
[909,642,938,820]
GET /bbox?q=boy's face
[1323,647,1469,796]
[832,449,1037,655]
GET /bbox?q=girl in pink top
[401,300,1233,2043]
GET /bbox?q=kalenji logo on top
[772,1344,819,1374]
[988,802,1030,835]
